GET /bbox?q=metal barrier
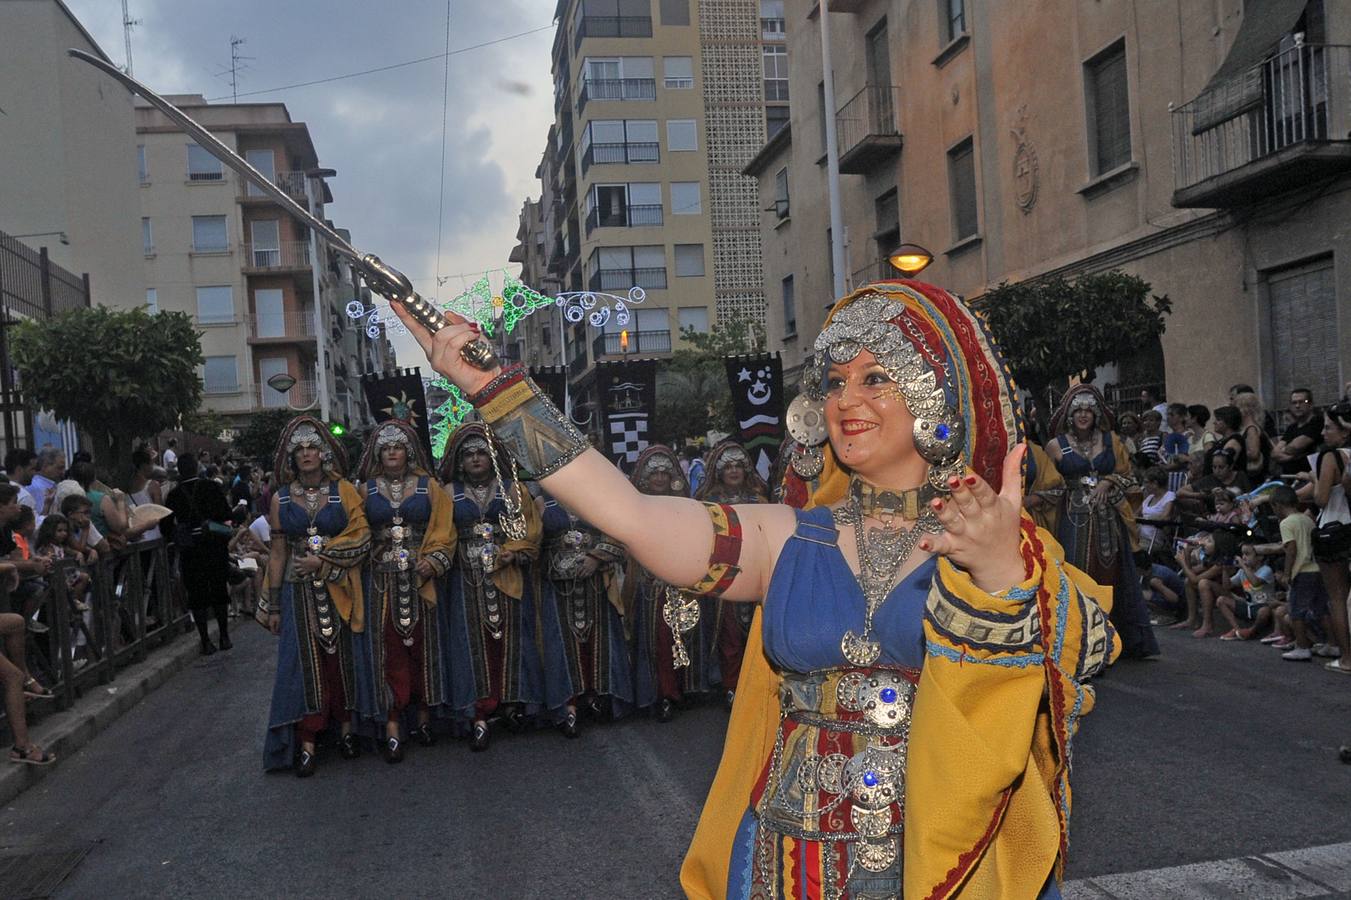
[0,539,190,735]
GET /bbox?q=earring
[790,443,824,479]
[912,410,965,490]
[786,393,828,480]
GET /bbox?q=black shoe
[412,723,436,747]
[295,749,317,778]
[724,690,736,711]
[471,721,490,752]
[380,736,404,764]
[656,698,674,723]
[338,732,360,759]
[584,695,605,720]
[1340,744,1351,765]
[559,711,580,739]
[218,635,233,651]
[500,705,525,733]
[199,640,217,656]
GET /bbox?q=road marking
[1064,841,1351,899]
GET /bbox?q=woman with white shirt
[1138,467,1176,557]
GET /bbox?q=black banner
[529,365,569,415]
[724,353,785,482]
[596,359,658,468]
[361,367,433,459]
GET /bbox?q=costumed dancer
[262,417,371,776]
[694,441,768,709]
[396,278,1118,898]
[352,421,456,763]
[625,446,719,722]
[536,488,633,733]
[1045,385,1159,659]
[439,424,545,752]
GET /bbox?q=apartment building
[508,194,566,368]
[138,96,383,429]
[524,0,781,410]
[746,0,1350,408]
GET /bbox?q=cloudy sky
[65,0,558,366]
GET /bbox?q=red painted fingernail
[964,475,977,486]
[919,541,930,551]
[948,477,961,489]
[931,499,944,510]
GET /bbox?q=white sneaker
[1312,643,1343,659]
[1282,647,1313,661]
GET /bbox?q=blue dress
[264,482,356,771]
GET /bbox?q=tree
[652,318,764,447]
[979,271,1172,400]
[11,306,203,485]
[233,409,297,465]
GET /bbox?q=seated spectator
[1185,404,1216,453]
[1181,528,1241,638]
[1136,409,1165,465]
[1208,488,1242,526]
[227,522,269,618]
[1270,485,1330,661]
[1179,449,1250,516]
[11,506,35,560]
[1235,392,1273,482]
[1138,467,1176,554]
[61,494,108,562]
[1144,562,1187,625]
[1218,543,1277,640]
[0,610,56,765]
[0,484,54,633]
[1162,403,1191,491]
[1271,388,1323,476]
[1211,406,1246,473]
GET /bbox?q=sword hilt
[359,254,500,371]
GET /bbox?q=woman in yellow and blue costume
[393,279,1120,898]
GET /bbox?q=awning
[1190,0,1308,131]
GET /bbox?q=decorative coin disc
[841,630,882,667]
[786,393,828,445]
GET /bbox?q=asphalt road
[3,622,1350,898]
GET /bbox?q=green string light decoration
[429,378,474,460]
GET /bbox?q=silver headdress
[374,423,416,452]
[286,424,324,455]
[714,446,749,473]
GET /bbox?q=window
[191,215,228,252]
[637,308,669,332]
[663,56,694,89]
[817,81,828,153]
[667,119,697,151]
[145,288,158,314]
[761,0,785,39]
[774,167,790,219]
[196,286,234,324]
[1086,40,1131,175]
[245,149,275,197]
[874,188,900,260]
[250,219,281,266]
[254,288,285,337]
[678,306,709,333]
[766,105,789,138]
[202,356,239,394]
[763,45,789,101]
[137,145,148,183]
[187,143,223,181]
[660,0,689,26]
[947,138,978,241]
[141,217,154,256]
[671,182,701,215]
[674,244,705,277]
[941,0,966,44]
[782,275,796,336]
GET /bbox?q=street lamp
[888,243,934,277]
[266,371,318,411]
[11,231,69,245]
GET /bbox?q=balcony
[588,266,667,292]
[836,85,903,174]
[246,311,317,342]
[585,203,664,234]
[241,240,311,273]
[581,141,660,174]
[574,15,652,50]
[592,329,671,359]
[577,77,657,113]
[849,259,893,288]
[1171,43,1351,208]
[241,171,309,203]
[256,378,319,410]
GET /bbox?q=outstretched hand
[917,444,1029,595]
[388,302,501,396]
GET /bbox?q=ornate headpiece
[695,440,768,502]
[356,420,432,480]
[713,445,749,473]
[1049,384,1115,435]
[780,280,1021,505]
[630,445,686,496]
[273,415,347,485]
[439,423,505,483]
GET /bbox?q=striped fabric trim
[688,503,743,598]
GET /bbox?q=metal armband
[471,365,588,479]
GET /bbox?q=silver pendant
[841,629,881,666]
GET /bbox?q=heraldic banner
[361,367,434,458]
[596,359,657,468]
[723,353,785,482]
[529,365,569,415]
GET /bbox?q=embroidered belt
[753,667,918,875]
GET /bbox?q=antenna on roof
[213,36,255,103]
[120,0,140,76]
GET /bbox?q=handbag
[1314,520,1351,560]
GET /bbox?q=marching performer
[262,417,370,776]
[694,441,768,709]
[536,489,633,734]
[439,424,545,751]
[625,446,718,722]
[352,421,456,763]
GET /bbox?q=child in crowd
[1271,486,1330,661]
[1137,409,1164,464]
[1180,528,1240,638]
[1209,489,1241,525]
[33,513,91,614]
[1218,543,1277,640]
[61,494,107,562]
[12,506,35,560]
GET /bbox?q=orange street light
[888,243,934,277]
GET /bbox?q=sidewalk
[0,630,203,806]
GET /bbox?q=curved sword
[67,48,498,370]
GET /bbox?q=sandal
[23,677,54,701]
[1219,629,1240,641]
[9,744,56,766]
